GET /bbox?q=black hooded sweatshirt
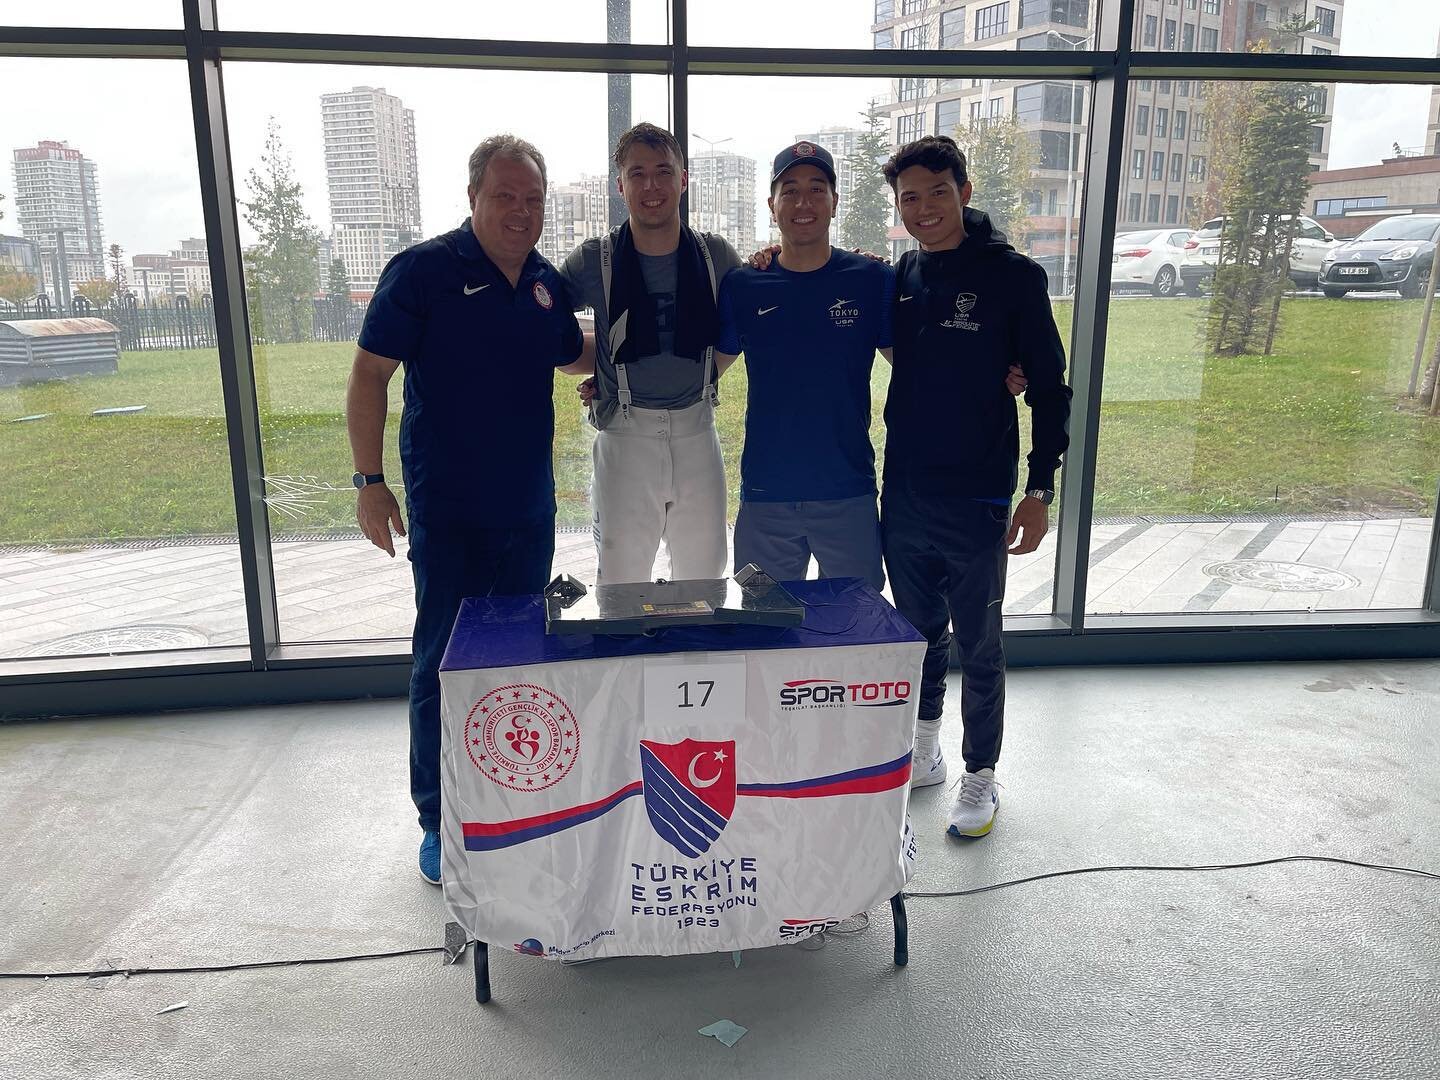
[883,208,1072,502]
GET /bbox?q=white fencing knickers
[590,399,727,585]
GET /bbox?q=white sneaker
[946,768,999,838]
[910,744,948,788]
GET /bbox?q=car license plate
[1338,266,1370,276]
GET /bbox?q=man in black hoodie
[881,135,1072,839]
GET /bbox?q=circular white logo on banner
[466,684,578,792]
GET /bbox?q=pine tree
[327,257,351,302]
[841,100,893,255]
[241,118,321,343]
[108,243,126,285]
[1207,17,1319,356]
[951,113,1037,249]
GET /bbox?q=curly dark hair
[883,135,969,192]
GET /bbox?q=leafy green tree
[840,100,893,255]
[951,113,1037,249]
[0,269,38,307]
[74,278,117,305]
[241,118,321,343]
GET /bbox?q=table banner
[440,639,923,960]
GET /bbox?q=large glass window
[941,7,967,47]
[221,64,668,642]
[975,3,1011,40]
[0,59,244,660]
[1087,81,1440,616]
[220,0,670,42]
[691,74,1088,616]
[695,0,1094,49]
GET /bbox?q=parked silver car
[1179,214,1337,292]
[1318,215,1440,299]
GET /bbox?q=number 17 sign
[642,653,746,729]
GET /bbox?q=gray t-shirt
[558,230,743,430]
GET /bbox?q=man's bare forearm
[346,351,398,473]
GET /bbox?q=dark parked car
[1319,215,1440,299]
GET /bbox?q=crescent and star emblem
[688,749,728,788]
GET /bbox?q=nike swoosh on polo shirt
[757,305,779,315]
[463,284,490,295]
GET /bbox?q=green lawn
[3,297,1438,544]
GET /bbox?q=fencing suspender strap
[599,233,632,417]
[601,229,721,418]
[697,234,719,407]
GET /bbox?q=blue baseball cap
[770,140,837,187]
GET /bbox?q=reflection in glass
[0,59,245,660]
[1089,81,1440,615]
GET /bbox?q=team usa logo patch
[639,739,737,858]
[828,297,860,328]
[793,141,816,158]
[532,281,554,309]
[465,683,578,792]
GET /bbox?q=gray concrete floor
[2,660,1438,1080]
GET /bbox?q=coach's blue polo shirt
[718,249,895,503]
[359,221,582,527]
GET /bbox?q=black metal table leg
[474,940,492,1003]
[890,893,909,967]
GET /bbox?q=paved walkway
[0,516,1432,659]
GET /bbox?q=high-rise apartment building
[688,152,758,255]
[540,175,609,266]
[10,140,105,299]
[871,0,1344,283]
[321,86,421,293]
[792,127,868,245]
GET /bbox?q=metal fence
[0,293,368,351]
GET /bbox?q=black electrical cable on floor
[1,854,1433,981]
[901,853,1440,899]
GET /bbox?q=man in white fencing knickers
[558,123,742,584]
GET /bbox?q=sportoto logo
[640,739,736,858]
[465,683,578,793]
[779,678,912,710]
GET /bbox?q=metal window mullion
[1051,0,1136,630]
[1425,476,1440,613]
[184,0,279,666]
[671,0,689,219]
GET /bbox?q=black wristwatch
[1023,488,1055,506]
[352,471,386,489]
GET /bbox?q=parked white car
[1179,214,1338,292]
[1111,229,1193,296]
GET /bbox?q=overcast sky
[1,0,1435,258]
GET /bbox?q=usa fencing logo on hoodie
[941,291,981,331]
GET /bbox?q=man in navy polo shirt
[714,141,895,589]
[347,134,586,885]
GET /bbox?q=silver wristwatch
[1024,488,1055,505]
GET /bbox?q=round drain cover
[1202,559,1359,593]
[22,624,211,657]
